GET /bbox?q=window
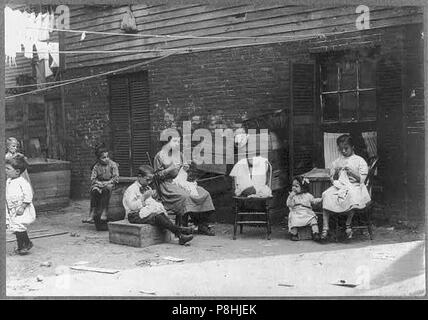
[320,50,377,123]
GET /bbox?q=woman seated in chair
[229,152,272,198]
[154,135,215,236]
[321,134,371,241]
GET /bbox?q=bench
[108,220,171,248]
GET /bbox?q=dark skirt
[159,180,215,216]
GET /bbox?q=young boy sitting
[6,155,36,255]
[122,165,193,245]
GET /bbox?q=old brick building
[6,4,425,224]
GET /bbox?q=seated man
[122,165,193,245]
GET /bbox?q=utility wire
[5,53,174,100]
[27,26,326,40]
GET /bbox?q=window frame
[319,50,377,124]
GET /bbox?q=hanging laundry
[35,41,49,60]
[38,12,51,41]
[22,12,35,58]
[4,7,22,66]
[48,11,55,33]
[35,59,46,85]
[4,7,52,62]
[47,42,59,68]
[43,59,53,78]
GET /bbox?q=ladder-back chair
[333,157,379,241]
[232,160,273,240]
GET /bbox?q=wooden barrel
[108,177,137,221]
[27,159,71,212]
[301,168,332,198]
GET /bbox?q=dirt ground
[6,199,426,296]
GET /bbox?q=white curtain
[323,132,348,168]
[362,131,377,158]
[323,131,378,169]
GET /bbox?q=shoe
[14,232,24,250]
[319,230,329,243]
[82,218,95,224]
[197,225,215,236]
[290,234,299,241]
[24,241,33,251]
[178,234,193,245]
[321,229,329,239]
[345,226,353,239]
[14,247,29,255]
[312,232,321,242]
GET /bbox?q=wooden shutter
[129,72,151,175]
[290,63,316,178]
[109,76,132,176]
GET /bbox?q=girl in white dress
[287,176,322,241]
[321,135,371,240]
[6,155,36,255]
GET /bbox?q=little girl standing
[5,137,32,186]
[6,155,36,255]
[286,176,322,241]
[82,145,119,224]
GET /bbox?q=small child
[5,137,32,186]
[83,145,119,224]
[6,155,36,255]
[286,176,322,242]
[124,165,193,245]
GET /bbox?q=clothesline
[6,36,310,90]
[12,33,319,56]
[28,26,327,40]
[6,77,74,89]
[5,53,175,100]
[26,26,380,42]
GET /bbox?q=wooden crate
[298,226,313,240]
[27,159,71,211]
[108,220,171,248]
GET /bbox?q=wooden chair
[232,160,273,240]
[333,157,379,241]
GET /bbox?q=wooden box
[27,158,71,212]
[108,220,171,248]
[298,226,313,240]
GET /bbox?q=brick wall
[59,25,424,223]
[62,40,311,198]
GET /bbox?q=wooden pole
[289,61,294,183]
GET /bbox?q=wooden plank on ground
[70,266,120,274]
[6,231,69,243]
